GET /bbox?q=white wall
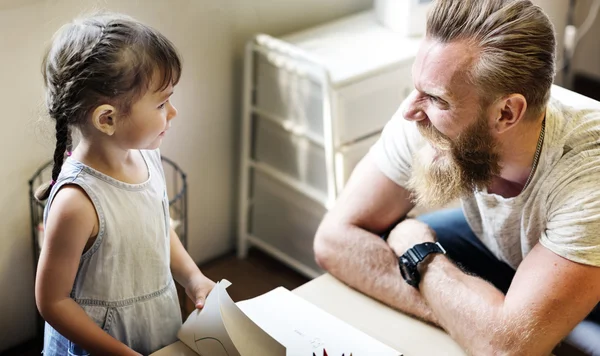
[0,0,372,350]
[532,0,568,86]
[573,0,600,79]
[512,1,600,88]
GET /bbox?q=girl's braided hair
[35,12,181,201]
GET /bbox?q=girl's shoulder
[141,148,162,166]
[45,184,98,243]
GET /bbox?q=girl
[35,12,215,356]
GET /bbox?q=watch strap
[407,242,446,263]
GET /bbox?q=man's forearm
[316,224,439,325]
[420,255,544,355]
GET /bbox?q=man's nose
[402,90,426,122]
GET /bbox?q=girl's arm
[169,227,215,309]
[35,185,141,356]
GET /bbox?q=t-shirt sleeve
[542,158,600,267]
[369,104,422,188]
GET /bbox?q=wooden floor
[1,248,309,356]
[199,247,309,303]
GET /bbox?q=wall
[532,0,568,86]
[514,1,600,89]
[0,0,371,350]
[572,0,600,80]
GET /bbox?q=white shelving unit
[238,10,422,278]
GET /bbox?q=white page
[178,280,239,356]
[237,287,402,356]
[218,281,286,356]
[177,280,286,356]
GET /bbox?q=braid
[52,24,107,92]
[51,117,69,181]
[36,12,183,201]
[66,126,73,154]
[35,23,106,202]
[35,116,70,201]
[47,25,107,121]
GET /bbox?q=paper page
[237,287,402,356]
[218,280,286,356]
[178,280,238,356]
[177,280,286,356]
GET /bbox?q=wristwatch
[398,242,446,288]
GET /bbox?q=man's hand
[185,274,216,309]
[386,218,436,257]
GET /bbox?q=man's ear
[91,104,118,136]
[492,94,527,134]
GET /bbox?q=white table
[151,274,465,356]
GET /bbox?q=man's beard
[407,113,501,209]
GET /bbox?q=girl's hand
[185,274,216,309]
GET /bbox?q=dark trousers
[415,208,600,354]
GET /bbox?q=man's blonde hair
[427,0,556,118]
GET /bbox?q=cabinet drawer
[253,115,328,194]
[254,52,413,146]
[254,53,324,139]
[335,133,380,191]
[334,65,413,144]
[253,115,380,196]
[250,169,326,273]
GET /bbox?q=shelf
[246,234,323,279]
[252,107,325,147]
[249,160,329,208]
[239,11,421,279]
[281,10,422,87]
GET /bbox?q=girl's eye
[158,102,166,109]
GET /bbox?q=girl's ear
[91,104,118,136]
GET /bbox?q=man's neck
[490,111,546,197]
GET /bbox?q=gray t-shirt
[370,91,600,269]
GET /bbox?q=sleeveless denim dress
[42,149,182,355]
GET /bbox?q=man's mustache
[416,121,452,151]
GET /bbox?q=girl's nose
[167,102,178,120]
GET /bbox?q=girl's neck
[71,138,148,184]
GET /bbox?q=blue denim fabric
[41,150,181,355]
[416,208,600,354]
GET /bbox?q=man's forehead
[413,39,475,99]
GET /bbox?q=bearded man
[313,0,600,354]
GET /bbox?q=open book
[177,279,402,356]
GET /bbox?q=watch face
[399,256,416,283]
